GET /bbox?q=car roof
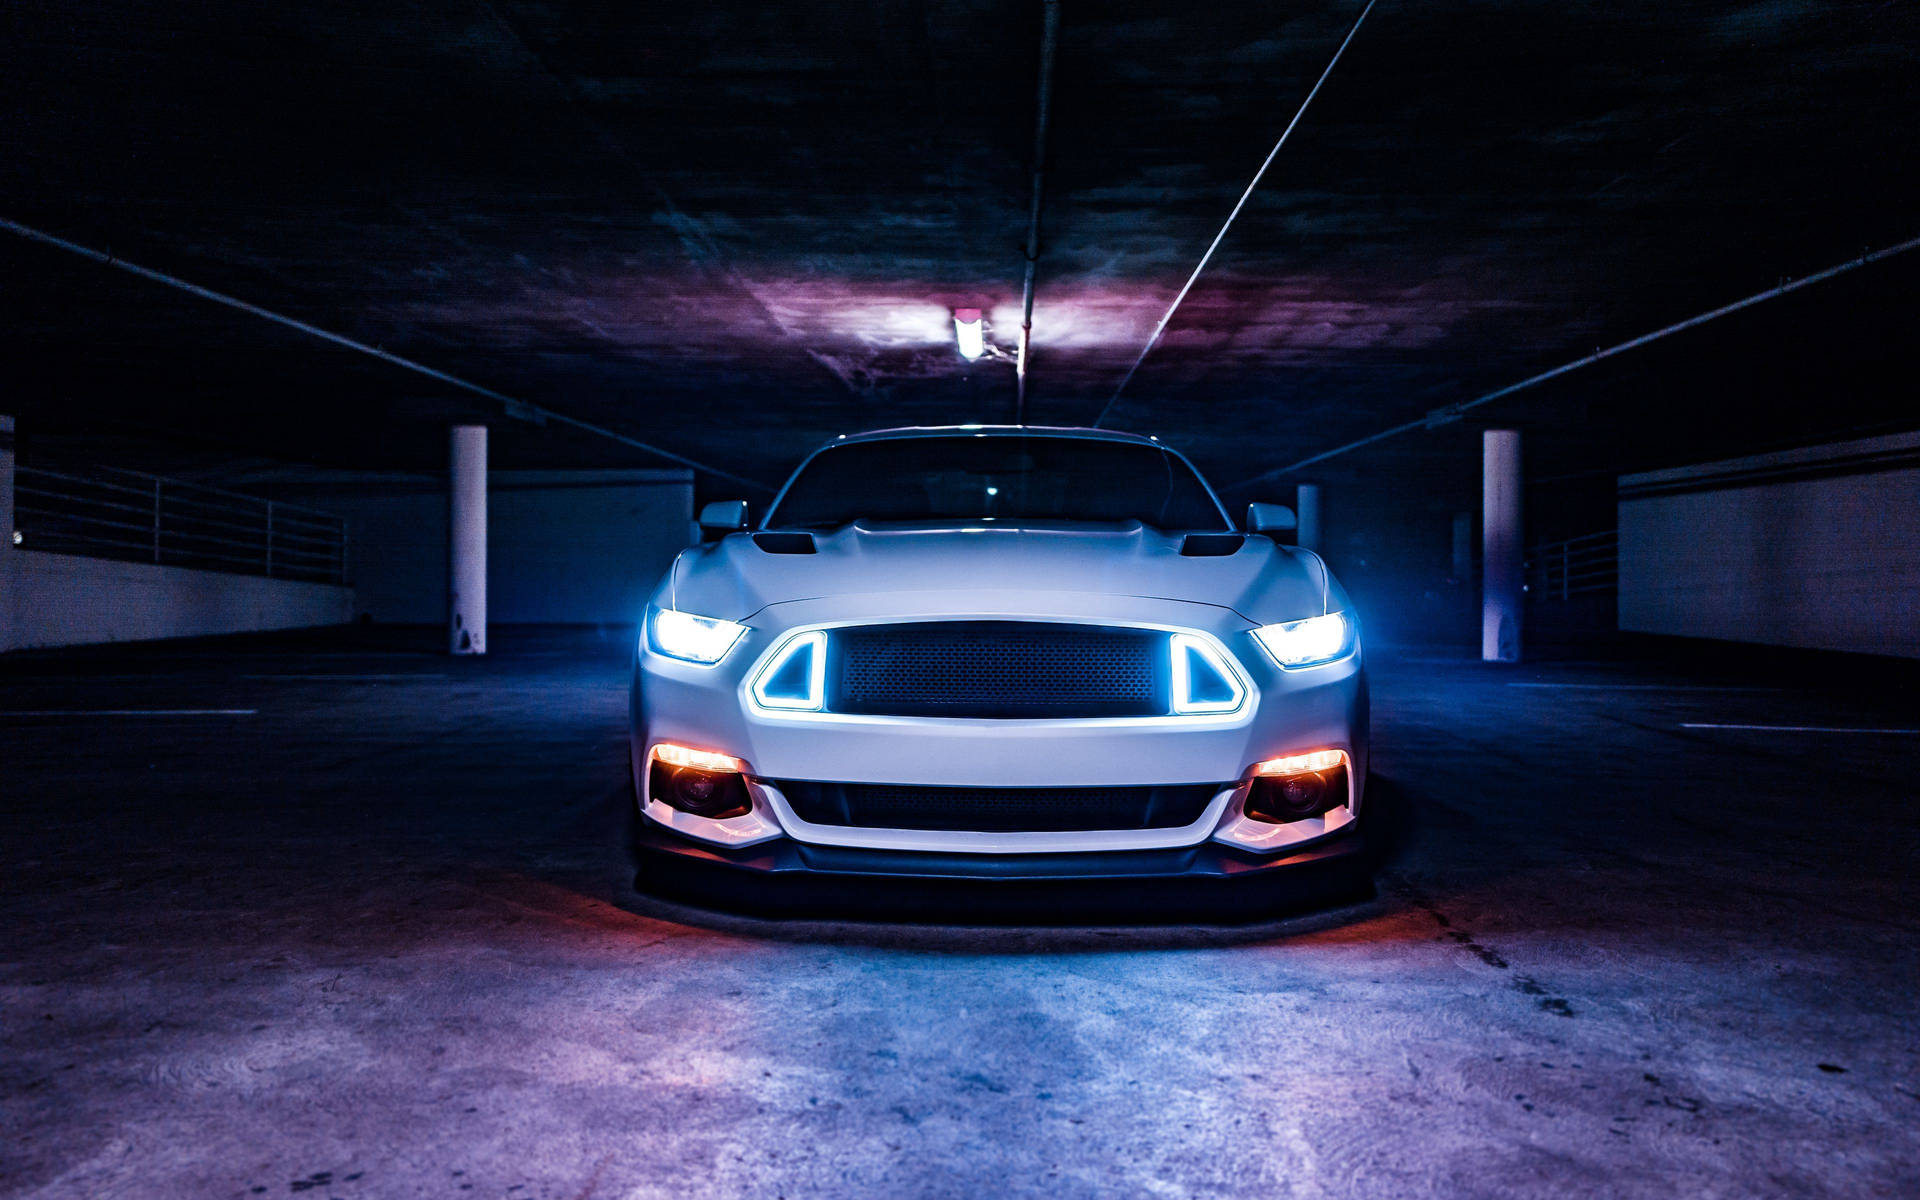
[828,425,1164,447]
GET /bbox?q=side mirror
[697,499,748,541]
[1246,502,1297,543]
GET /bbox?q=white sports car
[630,426,1369,919]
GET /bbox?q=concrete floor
[2,627,1917,1198]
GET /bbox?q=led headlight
[1251,612,1355,669]
[648,607,746,665]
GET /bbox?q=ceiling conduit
[1015,0,1061,424]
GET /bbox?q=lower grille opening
[773,781,1220,833]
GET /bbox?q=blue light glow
[751,630,827,710]
[1251,612,1354,669]
[1170,633,1246,714]
[649,608,746,665]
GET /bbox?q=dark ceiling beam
[1091,0,1379,430]
[472,0,879,412]
[0,215,774,490]
[1234,232,1920,488]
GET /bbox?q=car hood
[656,520,1346,626]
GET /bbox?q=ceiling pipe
[1015,0,1061,425]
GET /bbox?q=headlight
[648,607,746,665]
[1251,612,1355,669]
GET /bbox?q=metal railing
[1526,529,1617,600]
[12,463,347,585]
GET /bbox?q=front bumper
[638,593,1365,793]
[633,818,1373,923]
[631,592,1369,910]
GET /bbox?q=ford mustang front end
[629,426,1369,919]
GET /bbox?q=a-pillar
[1294,483,1322,554]
[1482,429,1522,662]
[449,424,487,655]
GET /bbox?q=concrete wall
[487,471,693,624]
[0,415,357,652]
[0,417,689,648]
[4,551,356,652]
[1321,484,1477,648]
[285,469,693,625]
[1618,431,1920,658]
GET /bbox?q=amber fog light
[649,744,752,819]
[1244,750,1350,824]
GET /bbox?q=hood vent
[1179,533,1245,558]
[753,532,817,554]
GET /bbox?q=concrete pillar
[1295,484,1322,554]
[1451,511,1473,580]
[449,425,487,655]
[1482,429,1522,662]
[0,414,14,653]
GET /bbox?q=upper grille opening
[828,621,1167,719]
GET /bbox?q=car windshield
[765,434,1231,531]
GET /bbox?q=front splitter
[633,818,1372,924]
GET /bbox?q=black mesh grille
[829,621,1167,718]
[776,781,1219,832]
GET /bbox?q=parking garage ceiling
[3,1,1916,496]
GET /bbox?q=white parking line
[1681,723,1920,734]
[240,674,448,681]
[1,673,448,682]
[0,709,259,717]
[1510,683,1783,692]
